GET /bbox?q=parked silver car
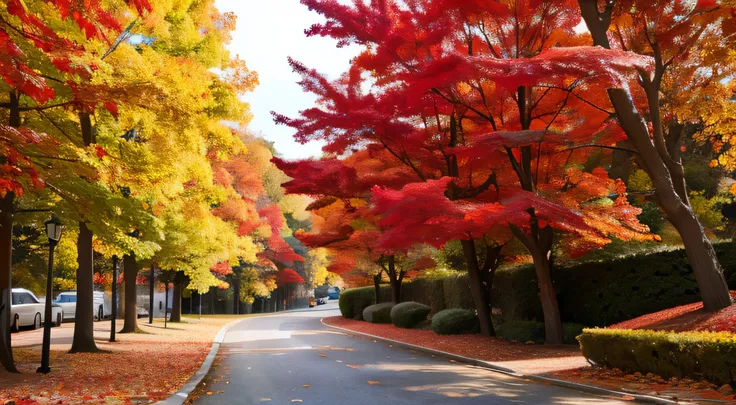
[54,291,111,321]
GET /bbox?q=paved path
[193,303,629,405]
[10,322,111,349]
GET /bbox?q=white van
[54,291,111,321]
[10,288,44,331]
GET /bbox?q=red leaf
[95,145,108,159]
[104,101,119,118]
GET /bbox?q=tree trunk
[119,275,126,319]
[461,239,495,336]
[233,268,241,315]
[70,222,98,353]
[0,193,17,372]
[533,252,564,345]
[668,202,733,310]
[170,277,182,322]
[0,96,21,371]
[120,254,139,333]
[385,256,404,305]
[512,227,564,344]
[373,273,381,304]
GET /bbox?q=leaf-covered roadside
[0,316,245,404]
[549,367,736,403]
[1,342,209,404]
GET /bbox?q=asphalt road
[192,302,629,405]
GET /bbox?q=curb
[153,318,244,405]
[320,318,686,405]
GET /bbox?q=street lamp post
[164,282,169,329]
[37,216,63,374]
[110,255,118,342]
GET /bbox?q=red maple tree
[276,0,660,343]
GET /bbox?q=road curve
[192,302,629,405]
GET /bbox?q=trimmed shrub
[362,303,394,324]
[496,321,586,345]
[432,309,479,335]
[339,287,375,320]
[391,301,431,328]
[579,328,736,385]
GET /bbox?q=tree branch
[557,143,639,154]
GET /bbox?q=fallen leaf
[319,353,326,357]
[206,391,213,395]
[367,381,381,385]
[346,348,355,352]
[621,395,636,401]
[303,384,311,388]
[346,364,361,369]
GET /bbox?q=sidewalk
[0,315,252,404]
[322,316,735,404]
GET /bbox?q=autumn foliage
[271,0,696,343]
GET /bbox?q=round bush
[363,303,394,324]
[391,301,431,329]
[431,309,479,335]
[338,287,375,320]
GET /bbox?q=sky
[215,0,360,160]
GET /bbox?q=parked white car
[10,288,44,332]
[54,291,111,321]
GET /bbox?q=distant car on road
[54,291,111,321]
[10,288,44,332]
[327,286,340,300]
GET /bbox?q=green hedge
[496,320,586,345]
[484,242,736,326]
[352,242,736,327]
[362,303,394,324]
[339,287,375,320]
[401,278,447,314]
[391,301,431,328]
[432,309,479,335]
[579,329,736,385]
